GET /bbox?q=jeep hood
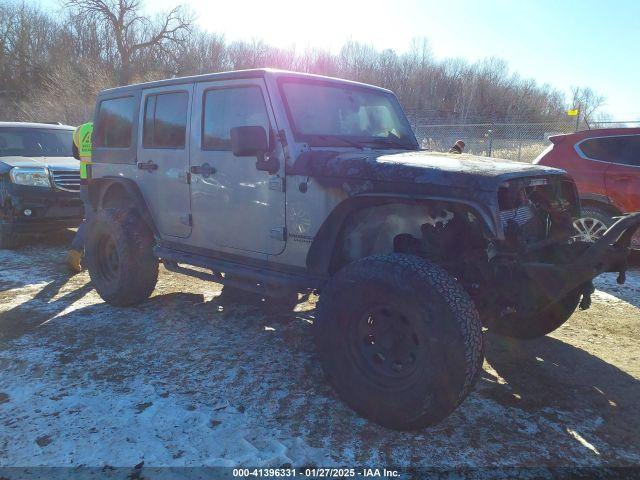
[292,150,566,192]
[0,156,80,174]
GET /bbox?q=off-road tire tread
[316,253,484,429]
[86,208,158,307]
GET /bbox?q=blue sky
[41,0,639,118]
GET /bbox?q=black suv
[0,122,83,248]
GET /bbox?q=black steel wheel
[85,208,158,307]
[315,254,484,430]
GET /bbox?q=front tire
[315,254,484,430]
[86,208,158,307]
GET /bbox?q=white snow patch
[566,428,600,456]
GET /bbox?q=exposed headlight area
[9,167,52,188]
[498,176,579,248]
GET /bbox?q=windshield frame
[277,77,419,150]
[0,127,74,158]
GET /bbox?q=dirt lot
[1,233,639,471]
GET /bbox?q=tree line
[0,0,605,126]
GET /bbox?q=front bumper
[2,183,84,233]
[521,212,640,303]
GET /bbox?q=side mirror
[230,125,279,174]
[230,126,268,157]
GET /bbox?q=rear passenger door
[136,85,193,238]
[187,79,286,255]
[578,134,640,212]
[604,135,640,213]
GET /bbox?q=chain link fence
[412,120,640,163]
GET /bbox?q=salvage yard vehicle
[0,122,83,248]
[84,69,640,430]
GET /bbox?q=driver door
[187,79,286,255]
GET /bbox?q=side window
[94,96,136,148]
[578,135,640,167]
[202,86,270,150]
[143,91,189,149]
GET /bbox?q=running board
[154,245,326,292]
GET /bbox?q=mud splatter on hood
[291,149,567,192]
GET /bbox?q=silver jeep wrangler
[85,69,640,429]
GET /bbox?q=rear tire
[487,290,581,339]
[573,205,615,242]
[315,254,484,430]
[86,208,158,307]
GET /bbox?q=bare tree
[1,0,610,125]
[570,86,606,123]
[63,0,193,85]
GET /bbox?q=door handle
[190,163,216,178]
[137,160,158,172]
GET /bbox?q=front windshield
[280,80,418,149]
[0,128,73,157]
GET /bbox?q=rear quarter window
[94,96,136,148]
[577,134,640,167]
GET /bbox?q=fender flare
[305,194,496,275]
[89,177,159,236]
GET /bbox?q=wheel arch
[579,194,623,215]
[89,177,158,236]
[306,194,495,276]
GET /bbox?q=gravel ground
[1,233,639,473]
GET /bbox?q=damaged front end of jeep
[305,149,639,326]
[426,174,640,324]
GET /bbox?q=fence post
[518,137,523,162]
[487,127,494,157]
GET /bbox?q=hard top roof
[100,68,392,96]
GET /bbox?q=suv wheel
[573,205,614,242]
[0,221,20,249]
[86,208,159,307]
[314,254,484,430]
[487,289,581,339]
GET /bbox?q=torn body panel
[298,148,639,322]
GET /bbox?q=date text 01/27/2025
[232,467,400,477]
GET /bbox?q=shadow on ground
[484,333,640,457]
[0,275,94,342]
[2,263,640,466]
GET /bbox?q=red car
[534,128,640,244]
